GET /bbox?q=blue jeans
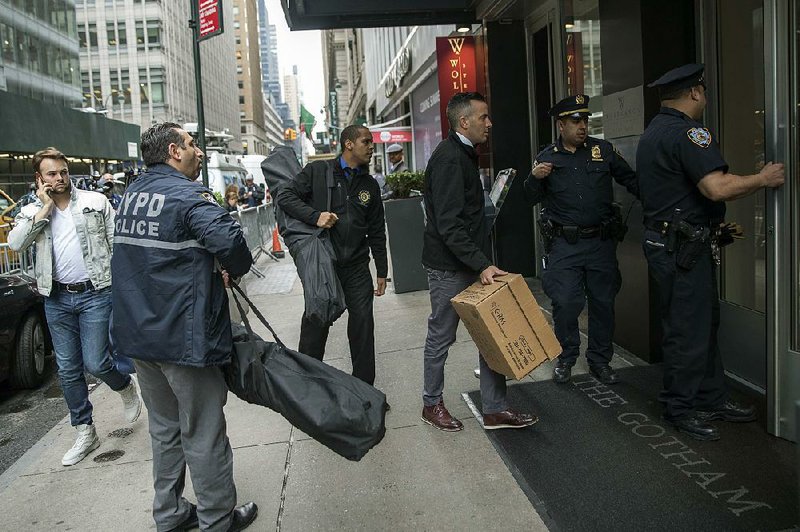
[44,286,130,426]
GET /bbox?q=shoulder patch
[200,192,217,203]
[687,127,712,148]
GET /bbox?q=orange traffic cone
[271,227,285,258]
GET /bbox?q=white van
[201,151,248,198]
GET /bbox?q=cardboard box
[451,274,560,380]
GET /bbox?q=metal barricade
[0,242,34,276]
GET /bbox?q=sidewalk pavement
[0,254,635,531]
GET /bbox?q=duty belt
[54,280,94,293]
[552,224,602,238]
[644,220,713,236]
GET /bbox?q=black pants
[542,235,621,367]
[643,229,726,419]
[298,261,376,385]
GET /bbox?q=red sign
[371,129,413,144]
[198,0,224,41]
[436,36,480,139]
[565,33,584,95]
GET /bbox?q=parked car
[0,274,50,388]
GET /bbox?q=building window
[239,95,245,104]
[107,22,117,46]
[117,21,127,46]
[88,23,98,47]
[147,20,161,47]
[241,125,247,134]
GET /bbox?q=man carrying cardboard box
[420,92,537,432]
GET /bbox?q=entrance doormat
[467,365,797,531]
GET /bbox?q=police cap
[550,94,590,119]
[647,63,705,92]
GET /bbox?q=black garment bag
[261,147,345,325]
[224,283,386,461]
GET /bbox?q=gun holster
[674,223,710,271]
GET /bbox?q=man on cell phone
[8,147,141,467]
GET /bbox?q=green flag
[300,105,316,138]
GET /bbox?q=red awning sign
[372,129,413,144]
[198,0,224,41]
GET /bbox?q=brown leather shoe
[483,410,538,430]
[421,401,463,432]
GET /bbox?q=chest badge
[687,127,712,148]
[358,190,371,205]
[591,145,603,161]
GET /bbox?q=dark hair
[339,125,369,151]
[659,86,693,102]
[141,122,185,165]
[32,147,68,174]
[446,92,486,130]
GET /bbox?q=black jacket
[422,131,492,274]
[111,164,252,367]
[277,158,388,277]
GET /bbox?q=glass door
[526,9,560,275]
[714,0,769,391]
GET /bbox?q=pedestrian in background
[525,95,638,386]
[112,123,257,531]
[386,143,406,174]
[8,147,141,467]
[637,64,785,441]
[277,124,387,387]
[421,92,536,432]
[225,190,240,212]
[240,175,264,208]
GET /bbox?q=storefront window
[562,0,603,136]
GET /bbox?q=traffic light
[284,128,297,141]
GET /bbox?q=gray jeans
[135,360,236,532]
[423,268,508,414]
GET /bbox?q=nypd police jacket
[111,164,252,367]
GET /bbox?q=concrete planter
[384,196,428,294]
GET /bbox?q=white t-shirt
[51,206,90,284]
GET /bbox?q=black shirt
[524,136,638,227]
[636,107,728,225]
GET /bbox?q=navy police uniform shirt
[636,107,728,225]
[524,136,638,227]
[111,163,252,368]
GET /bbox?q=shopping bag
[224,283,386,461]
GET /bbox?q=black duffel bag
[225,283,386,461]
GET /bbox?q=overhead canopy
[281,0,478,30]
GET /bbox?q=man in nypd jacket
[111,123,258,532]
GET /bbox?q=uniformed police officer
[112,123,259,531]
[525,95,638,385]
[637,64,785,441]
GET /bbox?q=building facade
[234,0,268,156]
[0,0,138,197]
[283,65,300,128]
[76,0,240,150]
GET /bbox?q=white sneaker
[118,379,142,423]
[62,424,100,466]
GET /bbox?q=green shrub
[385,170,425,199]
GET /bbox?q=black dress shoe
[228,502,258,532]
[166,503,198,531]
[663,414,720,441]
[552,360,573,384]
[589,364,619,385]
[696,399,757,423]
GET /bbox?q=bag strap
[230,282,284,345]
[326,160,334,212]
